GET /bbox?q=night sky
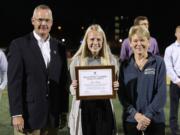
[1,0,180,55]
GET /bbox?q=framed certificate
[75,65,116,100]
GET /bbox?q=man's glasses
[34,18,52,23]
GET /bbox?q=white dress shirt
[0,50,7,91]
[33,31,51,68]
[164,41,180,83]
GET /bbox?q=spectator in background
[7,4,69,135]
[164,25,180,135]
[0,49,7,102]
[118,25,166,135]
[120,16,159,62]
[68,24,119,135]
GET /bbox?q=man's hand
[12,116,24,133]
[176,82,180,88]
[59,113,67,129]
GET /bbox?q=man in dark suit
[7,4,69,135]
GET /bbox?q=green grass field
[0,86,174,134]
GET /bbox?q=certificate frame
[75,65,116,100]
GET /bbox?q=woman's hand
[113,81,119,91]
[71,80,78,90]
[134,112,151,131]
[70,80,78,96]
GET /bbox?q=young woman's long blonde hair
[72,24,112,66]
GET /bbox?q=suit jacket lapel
[29,33,47,74]
[49,38,62,73]
[49,38,56,68]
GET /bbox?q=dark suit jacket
[7,32,69,129]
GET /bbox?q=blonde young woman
[68,24,119,135]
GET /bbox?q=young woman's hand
[113,81,119,91]
[71,80,78,90]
